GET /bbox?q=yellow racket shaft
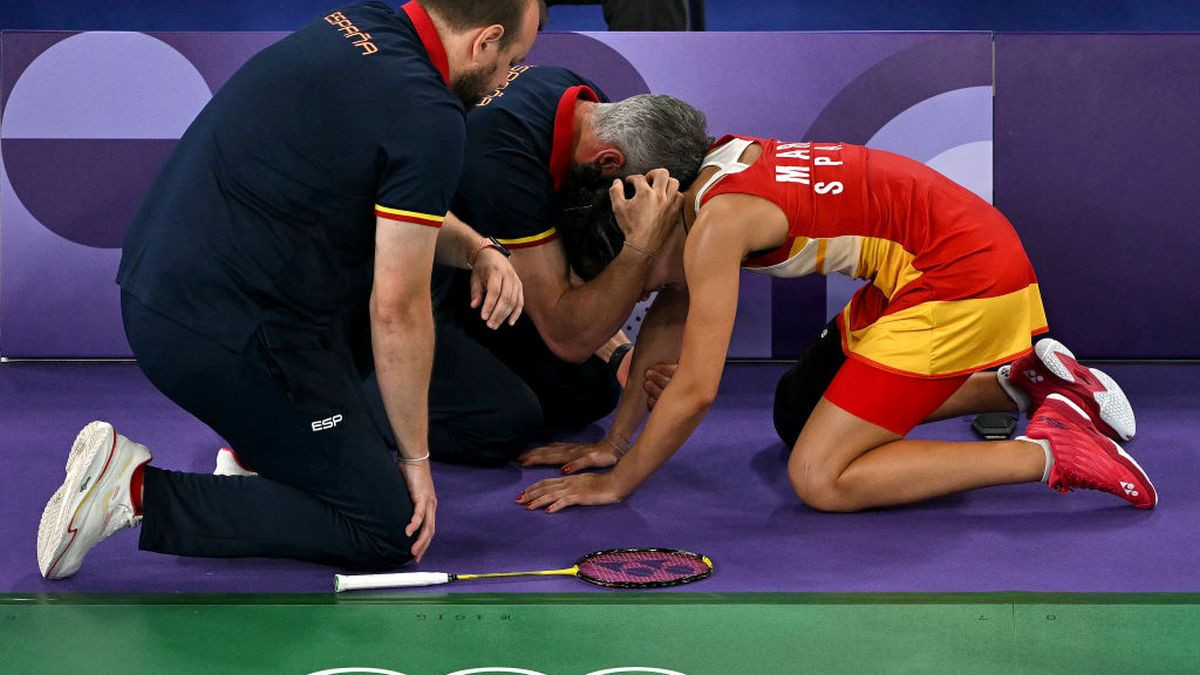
[455,566,578,581]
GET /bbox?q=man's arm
[513,236,649,362]
[436,211,524,329]
[370,216,440,560]
[433,211,485,269]
[517,171,681,363]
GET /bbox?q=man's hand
[397,459,437,562]
[518,439,622,474]
[612,168,683,255]
[470,246,524,329]
[515,472,625,513]
[643,363,677,409]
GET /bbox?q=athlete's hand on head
[642,362,677,409]
[396,457,437,562]
[470,247,524,329]
[611,168,683,255]
[518,439,622,474]
[516,472,624,513]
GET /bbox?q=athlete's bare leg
[786,397,1043,512]
[925,371,1017,421]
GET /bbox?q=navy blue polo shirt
[452,65,608,251]
[118,1,465,350]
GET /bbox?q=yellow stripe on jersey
[842,283,1049,377]
[374,205,445,224]
[787,236,810,259]
[857,236,922,298]
[496,227,558,249]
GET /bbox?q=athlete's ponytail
[557,182,629,282]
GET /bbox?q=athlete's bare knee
[787,454,850,512]
[792,476,855,512]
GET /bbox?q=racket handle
[334,571,452,592]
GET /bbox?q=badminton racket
[334,547,713,592]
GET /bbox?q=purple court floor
[2,362,1197,594]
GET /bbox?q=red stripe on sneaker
[46,427,118,578]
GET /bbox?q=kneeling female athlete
[516,136,1155,513]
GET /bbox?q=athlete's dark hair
[558,182,628,282]
[422,0,548,46]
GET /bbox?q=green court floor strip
[2,593,1198,674]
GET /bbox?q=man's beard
[452,65,497,108]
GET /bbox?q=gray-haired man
[429,65,709,466]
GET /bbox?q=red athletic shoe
[999,338,1135,441]
[1021,394,1156,509]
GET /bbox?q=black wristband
[607,342,634,378]
[486,236,511,258]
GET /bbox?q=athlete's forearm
[605,287,689,445]
[540,247,656,361]
[370,297,435,460]
[610,381,713,498]
[433,212,485,269]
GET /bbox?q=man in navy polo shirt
[37,0,544,580]
[426,65,710,465]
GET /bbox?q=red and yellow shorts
[828,266,1048,434]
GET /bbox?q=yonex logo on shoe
[1024,369,1044,383]
[1121,481,1139,497]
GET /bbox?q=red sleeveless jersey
[698,135,1047,378]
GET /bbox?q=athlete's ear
[472,24,505,60]
[597,148,626,175]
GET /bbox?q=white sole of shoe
[1036,338,1136,441]
[37,421,120,579]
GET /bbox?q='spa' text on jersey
[774,142,845,195]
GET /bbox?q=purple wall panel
[995,34,1200,359]
[0,31,279,358]
[1,30,992,358]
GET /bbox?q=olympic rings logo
[304,662,691,667]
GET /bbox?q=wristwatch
[468,236,512,268]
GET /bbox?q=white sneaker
[213,447,257,477]
[38,421,151,579]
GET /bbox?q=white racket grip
[334,571,452,592]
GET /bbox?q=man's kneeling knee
[350,525,418,571]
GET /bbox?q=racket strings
[576,549,712,587]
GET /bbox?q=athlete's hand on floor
[470,247,524,329]
[612,168,683,255]
[643,363,677,409]
[516,472,624,513]
[396,458,437,562]
[517,440,621,474]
